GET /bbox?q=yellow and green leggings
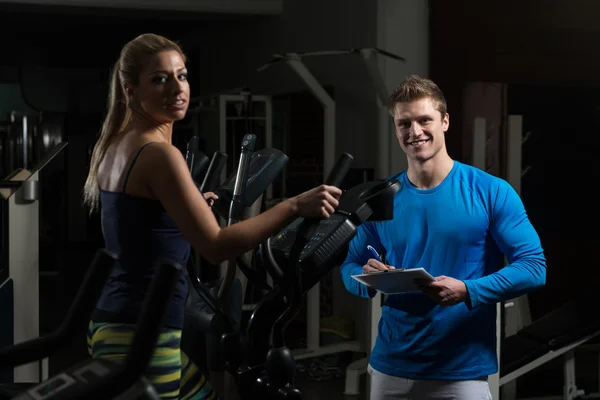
[87,321,217,400]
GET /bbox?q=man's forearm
[340,262,377,299]
[463,258,546,309]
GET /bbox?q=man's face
[392,97,449,163]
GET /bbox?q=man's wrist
[461,281,473,309]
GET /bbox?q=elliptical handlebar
[185,136,211,185]
[200,152,228,193]
[0,249,117,369]
[186,150,228,289]
[122,262,182,381]
[260,236,284,284]
[229,134,257,223]
[219,133,257,300]
[324,152,354,187]
[258,152,355,293]
[271,153,354,349]
[288,152,354,264]
[238,153,355,399]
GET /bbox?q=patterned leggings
[87,321,217,400]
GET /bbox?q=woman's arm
[141,143,341,265]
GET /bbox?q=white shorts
[367,364,492,400]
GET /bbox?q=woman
[82,33,342,400]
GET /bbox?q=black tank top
[92,142,190,329]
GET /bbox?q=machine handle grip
[200,152,228,193]
[272,153,355,347]
[230,134,257,212]
[288,151,356,272]
[240,133,257,154]
[220,134,257,299]
[0,249,117,368]
[325,152,354,187]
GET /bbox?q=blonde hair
[388,74,447,117]
[82,33,186,213]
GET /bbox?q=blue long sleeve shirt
[340,161,546,380]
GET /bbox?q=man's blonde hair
[388,74,447,117]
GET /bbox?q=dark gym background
[1,0,599,398]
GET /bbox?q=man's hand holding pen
[362,245,403,273]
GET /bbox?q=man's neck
[406,153,454,190]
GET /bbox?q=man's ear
[442,113,450,132]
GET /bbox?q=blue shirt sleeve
[463,180,547,309]
[340,221,381,299]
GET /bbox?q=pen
[367,245,383,263]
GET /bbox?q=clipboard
[351,268,434,294]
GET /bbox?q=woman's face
[129,50,190,123]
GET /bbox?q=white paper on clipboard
[351,268,434,294]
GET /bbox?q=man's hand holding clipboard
[360,245,468,305]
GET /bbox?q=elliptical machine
[179,89,401,398]
[182,132,288,374]
[215,154,401,399]
[181,94,289,378]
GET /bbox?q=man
[340,75,546,399]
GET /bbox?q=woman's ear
[123,83,135,99]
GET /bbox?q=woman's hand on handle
[202,191,218,207]
[292,184,342,219]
